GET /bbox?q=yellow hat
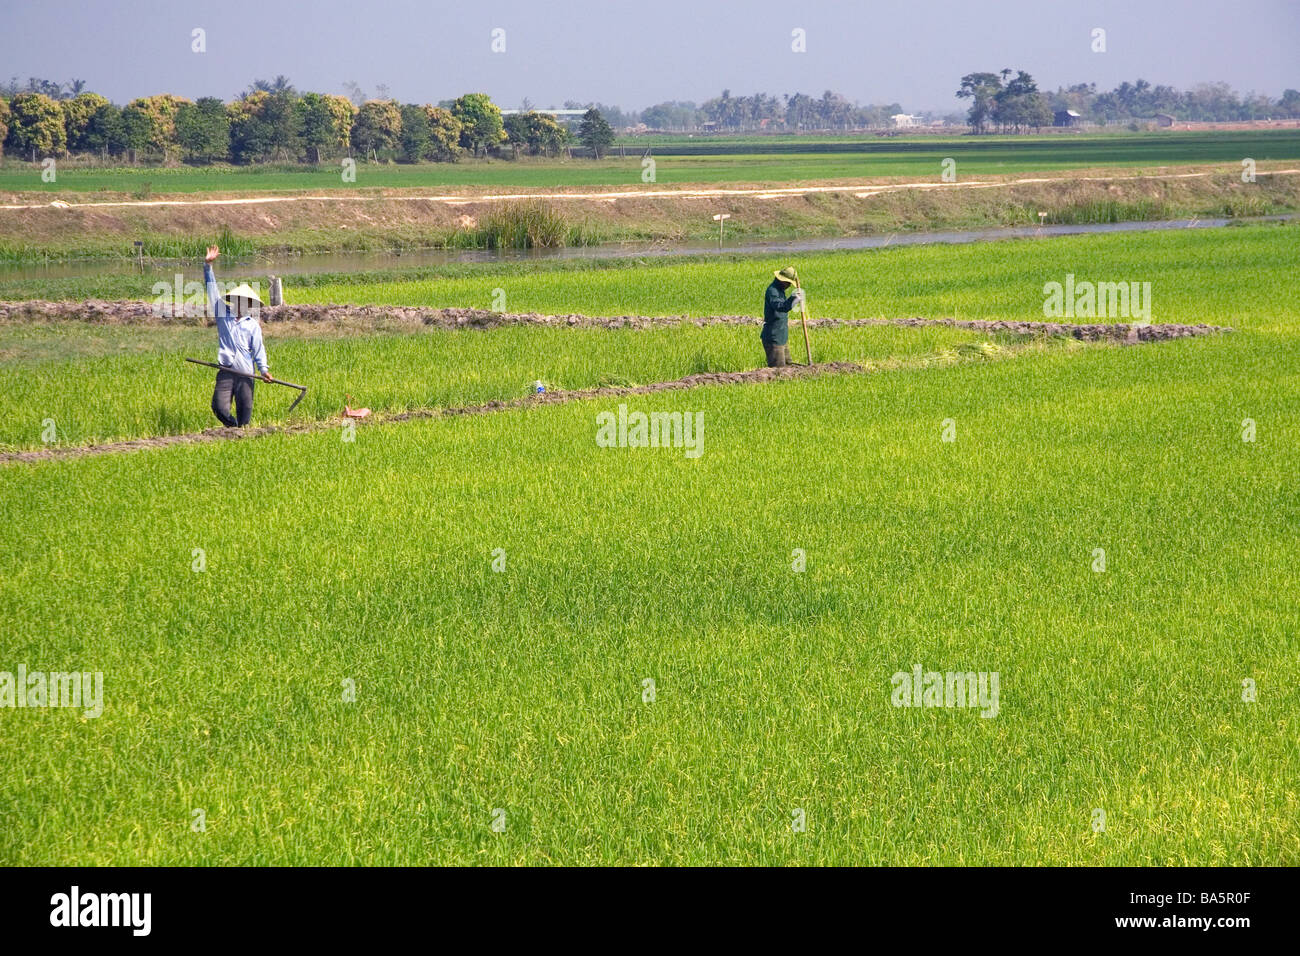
[774,266,798,283]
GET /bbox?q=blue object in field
[535,381,546,394]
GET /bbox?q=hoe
[795,277,813,366]
[184,358,308,412]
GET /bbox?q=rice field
[1,223,1296,865]
[289,222,1295,330]
[0,321,996,451]
[3,130,1298,194]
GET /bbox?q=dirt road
[3,168,1297,212]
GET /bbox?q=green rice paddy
[1,222,1296,864]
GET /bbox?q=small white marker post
[712,213,731,248]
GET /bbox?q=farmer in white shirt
[203,245,272,427]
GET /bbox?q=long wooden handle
[185,358,308,412]
[185,357,300,389]
[796,280,812,366]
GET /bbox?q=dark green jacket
[762,280,799,346]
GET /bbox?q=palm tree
[246,75,296,96]
[342,81,366,107]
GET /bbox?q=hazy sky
[2,0,1296,112]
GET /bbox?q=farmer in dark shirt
[762,266,805,367]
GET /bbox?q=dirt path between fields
[0,359,868,464]
[0,314,1229,465]
[4,168,1298,212]
[0,300,1230,343]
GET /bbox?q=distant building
[499,108,589,117]
[1155,113,1176,127]
[890,113,919,128]
[1053,110,1082,127]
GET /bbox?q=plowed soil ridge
[0,299,1230,343]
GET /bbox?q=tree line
[655,90,910,131]
[959,70,1300,133]
[3,72,1295,162]
[0,77,623,163]
[1049,79,1300,125]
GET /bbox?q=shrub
[475,201,568,248]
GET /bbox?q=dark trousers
[763,342,791,368]
[212,370,255,427]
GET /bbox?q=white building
[499,108,589,118]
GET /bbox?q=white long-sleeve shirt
[205,263,269,376]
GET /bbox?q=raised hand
[204,245,220,262]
